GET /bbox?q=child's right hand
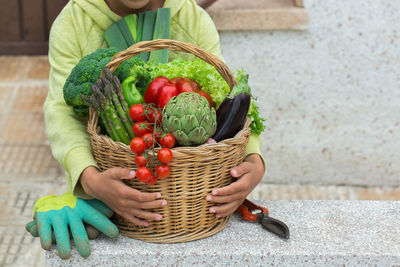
[79,166,167,227]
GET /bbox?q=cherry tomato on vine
[142,133,154,149]
[157,148,173,164]
[136,167,151,182]
[133,121,152,137]
[156,165,170,179]
[148,108,162,124]
[130,137,146,154]
[153,128,163,141]
[146,175,158,185]
[129,104,146,121]
[134,155,147,167]
[159,133,176,149]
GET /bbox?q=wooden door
[0,0,68,55]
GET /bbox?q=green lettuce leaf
[149,58,266,135]
[149,58,230,107]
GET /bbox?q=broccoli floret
[114,57,150,82]
[63,47,120,116]
[119,63,152,95]
[135,68,152,95]
[63,47,149,117]
[63,47,152,117]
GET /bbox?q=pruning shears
[236,199,290,239]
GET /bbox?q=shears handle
[236,199,290,239]
[236,199,268,221]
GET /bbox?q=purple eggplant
[212,92,251,142]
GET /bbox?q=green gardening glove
[27,192,119,259]
[26,197,115,240]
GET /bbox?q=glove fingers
[52,230,57,244]
[78,200,119,238]
[51,214,71,260]
[36,213,52,250]
[85,199,114,218]
[67,211,91,258]
[28,218,58,243]
[85,224,100,240]
[25,220,39,237]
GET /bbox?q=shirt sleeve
[195,7,224,60]
[44,10,97,199]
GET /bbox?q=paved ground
[0,55,399,266]
[0,56,65,267]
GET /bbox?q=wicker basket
[88,39,251,243]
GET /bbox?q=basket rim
[88,111,251,155]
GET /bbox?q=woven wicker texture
[88,39,251,243]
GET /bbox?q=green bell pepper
[122,76,144,107]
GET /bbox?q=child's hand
[80,166,167,227]
[206,154,264,218]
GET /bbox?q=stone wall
[219,0,400,187]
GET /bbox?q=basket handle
[104,39,237,89]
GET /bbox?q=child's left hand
[206,154,265,217]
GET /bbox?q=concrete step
[45,200,400,266]
[206,0,309,31]
[248,183,400,200]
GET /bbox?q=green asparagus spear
[92,84,131,144]
[103,68,133,125]
[96,78,105,94]
[93,100,120,141]
[113,75,134,123]
[103,78,135,139]
[103,68,114,85]
[82,93,120,142]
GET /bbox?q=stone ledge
[46,200,400,266]
[206,0,309,31]
[248,183,400,200]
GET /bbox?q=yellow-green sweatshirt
[44,0,263,198]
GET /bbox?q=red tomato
[159,133,176,149]
[146,175,158,185]
[129,104,146,121]
[176,78,200,94]
[130,137,146,154]
[157,148,173,164]
[197,90,214,108]
[169,77,182,85]
[156,165,170,179]
[190,79,200,91]
[153,128,163,141]
[133,121,152,137]
[176,78,196,93]
[134,155,147,167]
[136,167,151,182]
[144,76,169,104]
[142,133,154,149]
[147,108,162,124]
[158,83,178,109]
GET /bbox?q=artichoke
[162,92,217,146]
